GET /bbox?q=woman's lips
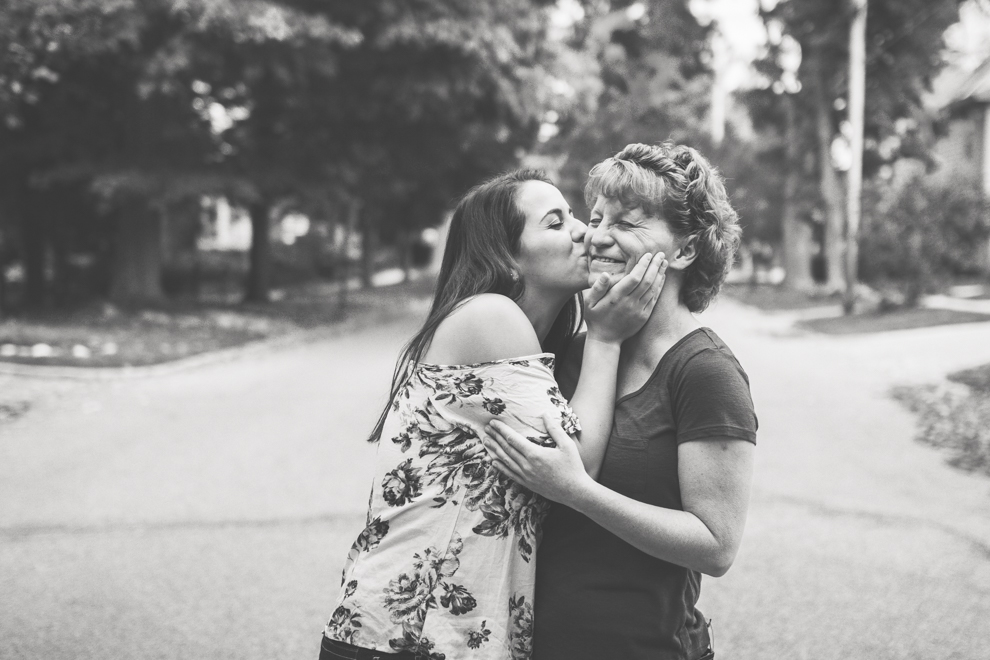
[590,256,624,265]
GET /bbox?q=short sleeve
[428,359,581,447]
[672,348,758,445]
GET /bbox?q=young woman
[484,143,758,660]
[320,169,667,660]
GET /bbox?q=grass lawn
[894,361,990,477]
[948,362,990,393]
[722,283,841,312]
[0,277,434,369]
[724,282,990,335]
[797,308,990,335]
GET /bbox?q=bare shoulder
[423,294,542,365]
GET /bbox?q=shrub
[892,365,990,477]
[860,176,990,306]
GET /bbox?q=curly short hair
[584,142,741,312]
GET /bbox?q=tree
[860,175,990,304]
[318,0,577,288]
[745,0,964,291]
[541,0,713,207]
[1,0,591,307]
[0,0,357,305]
[0,0,158,305]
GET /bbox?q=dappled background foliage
[0,0,988,315]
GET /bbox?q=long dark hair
[367,169,583,443]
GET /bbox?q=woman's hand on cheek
[483,414,593,506]
[585,252,667,344]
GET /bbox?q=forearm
[565,476,736,577]
[565,337,621,478]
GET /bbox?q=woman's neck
[517,288,568,344]
[622,283,701,369]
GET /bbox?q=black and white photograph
[2,1,990,658]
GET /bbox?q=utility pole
[710,26,728,148]
[844,0,867,314]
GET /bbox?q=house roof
[953,56,990,105]
[928,56,990,111]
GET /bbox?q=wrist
[584,332,624,351]
[560,471,599,510]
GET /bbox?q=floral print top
[325,354,581,660]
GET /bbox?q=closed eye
[544,209,566,228]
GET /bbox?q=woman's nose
[570,219,586,243]
[588,223,613,248]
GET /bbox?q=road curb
[0,300,426,381]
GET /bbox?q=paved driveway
[696,301,990,660]
[2,298,989,659]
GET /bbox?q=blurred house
[930,56,990,270]
[197,196,252,252]
[932,57,990,193]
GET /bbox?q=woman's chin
[588,264,624,285]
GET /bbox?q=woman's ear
[668,235,699,271]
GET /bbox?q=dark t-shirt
[536,328,757,660]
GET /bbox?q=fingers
[604,252,653,300]
[484,442,524,482]
[488,420,534,460]
[483,423,534,485]
[489,457,525,483]
[541,413,574,447]
[585,272,611,308]
[629,251,664,296]
[483,421,528,471]
[636,253,667,307]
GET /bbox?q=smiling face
[586,195,679,287]
[514,180,589,296]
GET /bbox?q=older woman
[484,143,757,660]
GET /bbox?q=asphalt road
[2,298,990,660]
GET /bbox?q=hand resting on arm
[483,414,754,577]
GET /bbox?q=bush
[892,364,990,477]
[860,176,990,305]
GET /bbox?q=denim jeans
[319,636,419,660]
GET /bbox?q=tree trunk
[50,222,69,306]
[399,229,413,283]
[110,200,165,304]
[843,0,868,314]
[781,92,815,290]
[360,212,376,289]
[21,206,47,309]
[245,199,271,303]
[0,220,6,318]
[811,56,847,292]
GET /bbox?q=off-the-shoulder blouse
[324,354,580,660]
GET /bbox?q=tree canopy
[742,0,964,289]
[0,0,979,310]
[0,0,577,304]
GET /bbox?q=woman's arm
[483,415,754,577]
[567,252,666,478]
